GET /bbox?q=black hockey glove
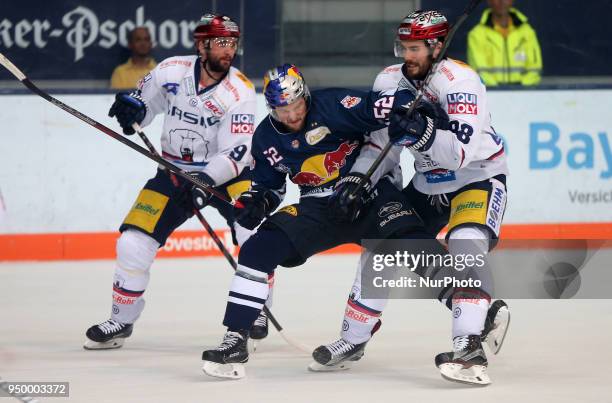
[388,101,449,151]
[234,189,280,230]
[189,172,216,210]
[327,173,372,223]
[108,91,147,135]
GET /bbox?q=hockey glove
[189,172,216,210]
[234,189,280,230]
[108,91,147,135]
[327,173,372,223]
[388,101,449,151]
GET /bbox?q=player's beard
[206,55,233,73]
[404,54,434,81]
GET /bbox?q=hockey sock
[224,264,270,331]
[111,229,159,324]
[448,226,492,338]
[223,227,296,331]
[340,250,387,344]
[341,299,383,344]
[451,291,490,338]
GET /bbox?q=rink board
[0,90,611,260]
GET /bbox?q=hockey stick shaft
[351,0,483,195]
[0,52,233,207]
[132,124,312,353]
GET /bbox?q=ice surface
[1,255,611,402]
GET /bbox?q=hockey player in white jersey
[311,10,510,385]
[84,13,268,350]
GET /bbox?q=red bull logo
[291,141,359,186]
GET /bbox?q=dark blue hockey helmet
[263,63,310,119]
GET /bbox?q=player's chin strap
[0,51,235,208]
[201,56,221,83]
[132,122,312,354]
[349,0,484,199]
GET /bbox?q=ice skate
[248,311,269,352]
[83,319,133,350]
[435,335,491,386]
[309,319,380,371]
[481,300,510,354]
[202,330,249,379]
[308,339,368,372]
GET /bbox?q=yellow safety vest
[110,58,157,90]
[467,8,542,86]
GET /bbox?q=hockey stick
[132,126,313,354]
[351,0,483,196]
[0,52,234,208]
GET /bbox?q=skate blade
[486,306,511,355]
[307,360,356,372]
[438,363,491,386]
[202,360,245,380]
[83,338,126,350]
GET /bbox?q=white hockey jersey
[373,59,508,194]
[137,55,256,186]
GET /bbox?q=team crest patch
[305,126,330,145]
[279,205,298,216]
[340,95,362,109]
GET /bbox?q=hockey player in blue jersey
[201,64,431,379]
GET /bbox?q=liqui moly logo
[231,114,255,134]
[447,92,478,115]
[0,6,198,61]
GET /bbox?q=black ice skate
[435,334,490,385]
[248,311,269,352]
[83,319,133,350]
[481,300,510,355]
[250,311,268,340]
[202,330,249,379]
[308,338,368,372]
[308,319,381,372]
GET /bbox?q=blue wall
[0,0,278,81]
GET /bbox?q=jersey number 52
[263,147,283,165]
[373,96,394,119]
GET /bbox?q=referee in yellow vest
[467,0,542,86]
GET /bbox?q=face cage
[202,37,243,56]
[394,37,440,58]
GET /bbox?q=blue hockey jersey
[250,88,397,199]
